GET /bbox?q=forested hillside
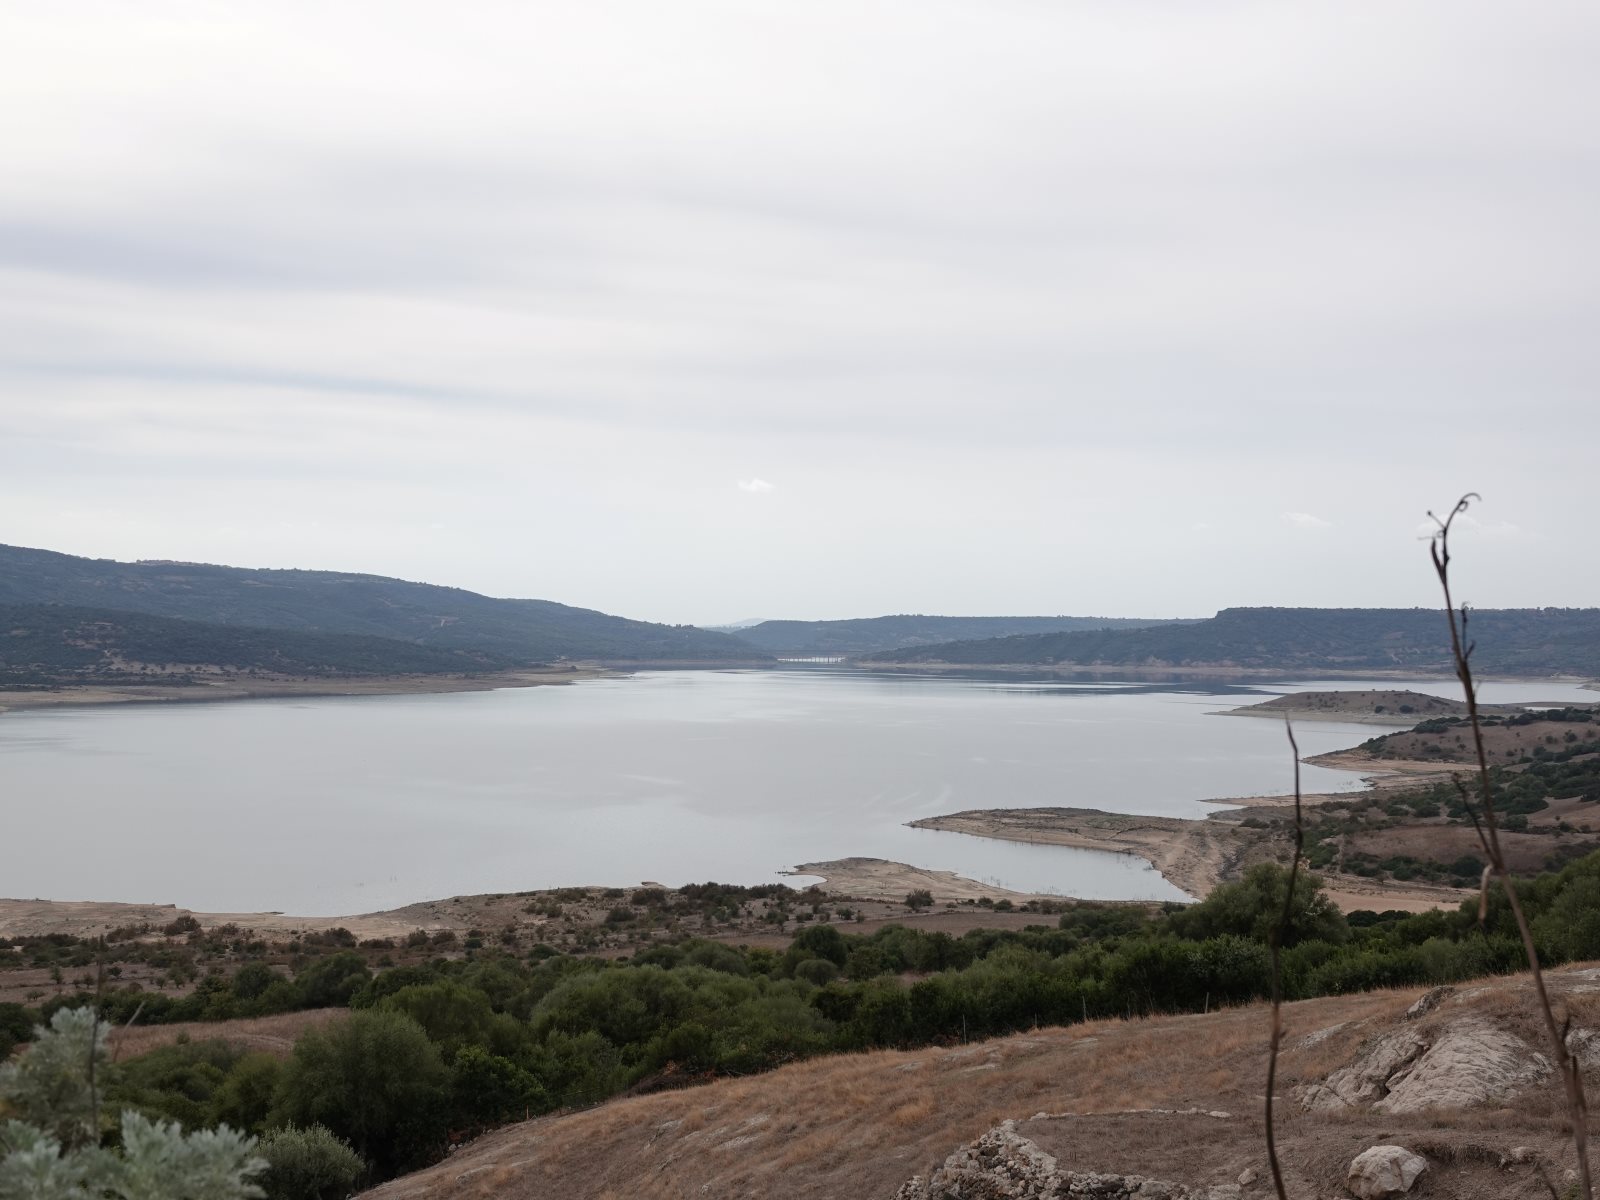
[724,614,1187,657]
[871,606,1600,675]
[0,604,503,685]
[0,544,761,663]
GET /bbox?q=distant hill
[0,544,762,664]
[0,603,501,686]
[724,615,1188,658]
[868,607,1600,676]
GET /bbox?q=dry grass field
[362,964,1600,1200]
[107,1008,347,1062]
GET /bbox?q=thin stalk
[1431,493,1591,1198]
[1264,717,1304,1200]
[88,938,105,1143]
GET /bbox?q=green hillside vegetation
[872,606,1600,676]
[0,544,761,664]
[724,614,1189,658]
[0,604,505,687]
[13,850,1600,1188]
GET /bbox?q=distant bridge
[775,656,846,664]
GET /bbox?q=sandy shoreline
[0,665,623,715]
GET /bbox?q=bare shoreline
[853,662,1595,685]
[0,665,629,715]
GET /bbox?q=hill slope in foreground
[0,544,759,663]
[871,606,1600,677]
[367,967,1599,1200]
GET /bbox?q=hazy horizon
[4,3,1597,624]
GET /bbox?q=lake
[2,669,1592,914]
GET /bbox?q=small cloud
[737,478,776,494]
[1415,515,1527,540]
[1282,511,1332,529]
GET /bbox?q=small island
[1213,688,1470,725]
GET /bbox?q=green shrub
[793,958,840,987]
[271,1009,450,1176]
[293,952,370,1009]
[256,1124,366,1200]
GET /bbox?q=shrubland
[10,850,1600,1189]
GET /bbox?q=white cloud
[0,3,1595,618]
[1283,512,1333,529]
[1415,514,1526,541]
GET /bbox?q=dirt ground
[1345,823,1588,874]
[1360,717,1599,764]
[360,964,1600,1200]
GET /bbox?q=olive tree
[0,1007,266,1200]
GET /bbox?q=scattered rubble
[892,1121,1240,1200]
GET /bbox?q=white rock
[1346,1146,1428,1198]
[1374,1020,1549,1113]
[1297,1028,1427,1111]
[1300,1018,1551,1115]
[1237,1166,1259,1186]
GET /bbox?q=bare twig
[110,1000,147,1067]
[1264,717,1304,1200]
[1429,493,1591,1199]
[88,937,105,1142]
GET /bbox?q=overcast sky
[2,2,1595,624]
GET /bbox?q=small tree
[904,889,934,912]
[270,1009,450,1177]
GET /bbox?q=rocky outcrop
[1375,1021,1548,1113]
[892,1122,1238,1200]
[1345,1145,1427,1198]
[1297,1028,1427,1111]
[1402,986,1453,1020]
[1296,1018,1549,1115]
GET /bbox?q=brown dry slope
[363,964,1600,1200]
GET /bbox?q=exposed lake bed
[2,668,1593,919]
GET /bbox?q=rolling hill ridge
[869,605,1600,676]
[0,544,762,665]
[722,614,1189,658]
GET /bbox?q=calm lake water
[2,670,1592,914]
